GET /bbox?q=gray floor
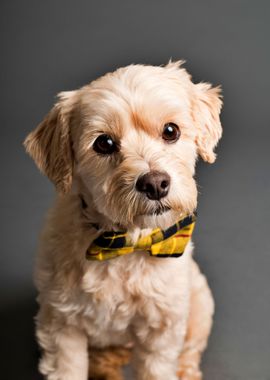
[1,1,270,379]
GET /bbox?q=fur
[24,61,222,380]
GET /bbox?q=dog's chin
[132,208,184,230]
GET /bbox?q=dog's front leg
[132,314,186,380]
[36,306,88,380]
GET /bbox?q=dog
[24,61,222,380]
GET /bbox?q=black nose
[135,171,171,200]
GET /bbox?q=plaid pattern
[86,214,196,261]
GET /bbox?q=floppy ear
[24,91,77,193]
[193,83,223,163]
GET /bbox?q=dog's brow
[130,108,181,138]
[130,110,157,137]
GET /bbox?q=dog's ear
[193,83,223,163]
[24,91,77,193]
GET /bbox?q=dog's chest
[80,249,191,345]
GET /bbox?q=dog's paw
[177,366,202,380]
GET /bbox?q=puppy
[24,61,222,380]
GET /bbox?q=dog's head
[24,61,222,228]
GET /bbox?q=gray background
[1,1,270,379]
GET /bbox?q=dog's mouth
[139,204,171,216]
[152,204,171,215]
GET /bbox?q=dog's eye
[162,123,180,143]
[93,134,118,155]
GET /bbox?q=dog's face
[24,61,222,228]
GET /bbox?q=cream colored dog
[24,61,222,380]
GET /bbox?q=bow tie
[86,214,196,261]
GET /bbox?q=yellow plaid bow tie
[86,214,196,261]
